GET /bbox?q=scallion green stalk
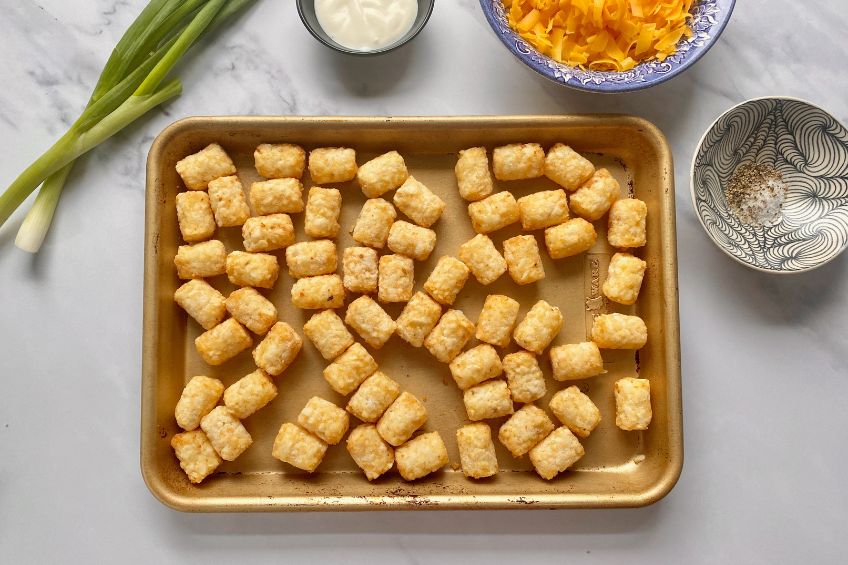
[135,0,225,96]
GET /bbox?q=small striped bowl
[691,97,848,273]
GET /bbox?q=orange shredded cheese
[504,0,695,71]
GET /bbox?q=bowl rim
[689,95,848,275]
[296,0,435,56]
[478,0,736,93]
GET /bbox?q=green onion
[13,81,184,252]
[2,0,256,253]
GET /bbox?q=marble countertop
[1,1,845,562]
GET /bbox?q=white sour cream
[315,0,418,52]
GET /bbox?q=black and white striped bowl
[691,97,848,273]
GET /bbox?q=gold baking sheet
[141,115,682,511]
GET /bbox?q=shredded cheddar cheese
[504,0,695,72]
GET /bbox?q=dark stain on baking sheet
[614,157,635,196]
[386,486,437,506]
[388,494,432,506]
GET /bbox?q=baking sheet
[142,115,682,511]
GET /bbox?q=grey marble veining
[0,0,847,563]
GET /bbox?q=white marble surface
[1,0,846,562]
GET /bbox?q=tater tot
[503,235,545,285]
[607,198,648,249]
[463,380,514,421]
[195,318,252,366]
[352,198,396,249]
[248,178,304,216]
[498,404,555,458]
[297,396,351,445]
[544,218,597,259]
[492,143,545,180]
[602,252,647,305]
[475,295,520,348]
[175,376,224,431]
[223,369,278,419]
[543,143,595,191]
[285,240,338,278]
[458,234,507,285]
[591,313,647,349]
[455,147,494,202]
[345,295,396,349]
[387,221,437,261]
[550,386,601,438]
[517,189,569,230]
[393,176,446,227]
[424,309,475,363]
[357,151,408,198]
[174,279,226,330]
[395,431,448,481]
[342,246,378,294]
[175,240,226,279]
[208,175,251,227]
[242,213,295,253]
[396,291,443,347]
[226,251,279,289]
[346,371,401,423]
[467,191,520,234]
[614,377,652,430]
[171,430,222,484]
[290,274,345,309]
[377,254,414,303]
[225,287,277,335]
[176,143,236,190]
[376,391,428,446]
[503,351,546,403]
[272,422,327,472]
[252,321,303,376]
[309,147,357,185]
[303,309,354,360]
[323,342,378,395]
[529,427,584,480]
[569,168,621,221]
[550,342,605,381]
[347,424,395,480]
[200,406,252,461]
[449,344,503,390]
[456,423,498,479]
[513,300,563,354]
[423,256,469,306]
[304,186,342,238]
[176,191,215,242]
[254,143,305,179]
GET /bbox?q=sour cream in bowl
[297,0,434,55]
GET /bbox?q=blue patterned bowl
[691,97,848,273]
[479,0,735,93]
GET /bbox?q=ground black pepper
[724,162,787,227]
